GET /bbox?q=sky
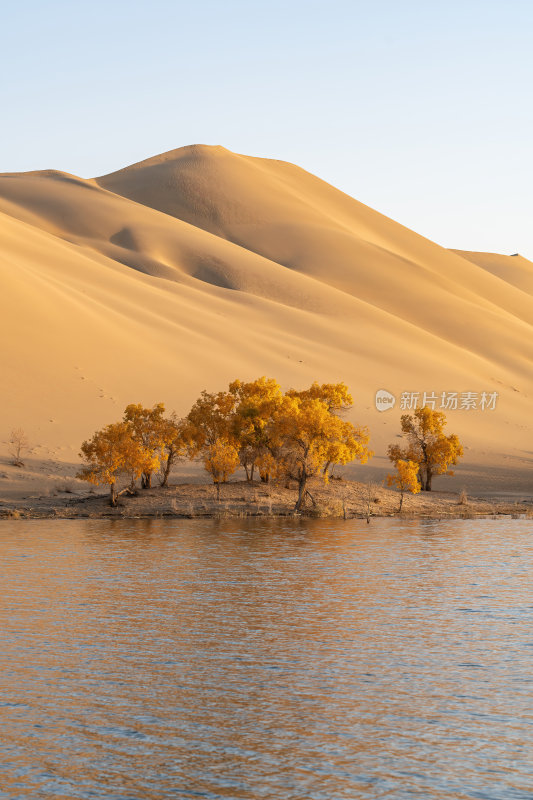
[1,0,531,257]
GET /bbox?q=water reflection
[0,518,532,799]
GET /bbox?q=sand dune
[0,145,532,494]
[450,250,533,296]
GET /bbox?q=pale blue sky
[1,0,531,257]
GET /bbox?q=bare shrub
[9,428,29,467]
[458,488,468,505]
[308,499,344,518]
[363,482,379,523]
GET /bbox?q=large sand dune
[0,145,531,494]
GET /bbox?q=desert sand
[0,144,531,504]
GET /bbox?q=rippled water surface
[0,517,532,799]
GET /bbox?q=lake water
[0,518,532,799]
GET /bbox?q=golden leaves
[389,406,464,490]
[387,459,421,495]
[78,378,373,506]
[204,440,240,485]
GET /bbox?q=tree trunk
[216,482,220,502]
[294,476,307,511]
[250,463,255,482]
[161,452,173,487]
[305,489,316,507]
[109,483,117,507]
[244,463,250,482]
[422,443,433,490]
[399,490,404,512]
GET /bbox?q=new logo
[375,389,396,412]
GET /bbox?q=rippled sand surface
[0,518,531,799]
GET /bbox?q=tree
[204,440,240,500]
[9,427,29,467]
[78,422,145,506]
[287,381,353,413]
[273,394,372,511]
[288,382,354,477]
[158,413,188,488]
[229,377,283,481]
[186,390,237,454]
[388,407,463,491]
[386,459,420,511]
[123,403,167,488]
[255,451,279,484]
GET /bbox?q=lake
[0,518,531,799]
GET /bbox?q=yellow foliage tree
[78,422,145,506]
[386,459,420,511]
[186,390,237,454]
[229,377,283,481]
[388,406,463,491]
[158,413,188,488]
[123,403,167,489]
[255,451,279,484]
[287,381,355,477]
[204,440,240,500]
[287,381,353,413]
[79,378,375,508]
[273,394,372,511]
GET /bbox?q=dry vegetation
[76,379,372,511]
[2,381,530,521]
[1,475,531,521]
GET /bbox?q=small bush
[458,488,468,505]
[56,483,75,494]
[307,500,344,518]
[9,428,29,467]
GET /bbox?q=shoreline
[1,479,532,521]
[3,512,530,521]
